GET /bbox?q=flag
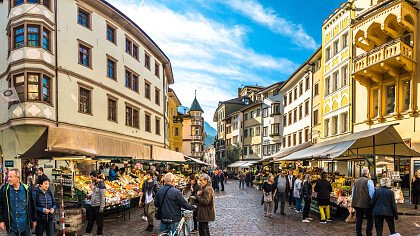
[0,87,20,104]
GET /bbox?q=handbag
[155,186,172,220]
[263,192,273,203]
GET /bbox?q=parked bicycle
[159,210,194,236]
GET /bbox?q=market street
[68,180,420,236]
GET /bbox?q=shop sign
[44,164,53,169]
[5,160,13,167]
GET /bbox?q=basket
[183,210,193,220]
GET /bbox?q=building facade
[168,88,182,152]
[182,96,205,159]
[281,64,312,149]
[203,145,216,168]
[310,48,323,144]
[0,0,173,173]
[242,102,263,160]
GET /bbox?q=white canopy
[227,160,259,168]
[280,125,420,161]
[184,156,211,166]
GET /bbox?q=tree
[222,144,241,167]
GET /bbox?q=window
[125,38,132,54]
[155,61,160,78]
[125,106,139,128]
[12,72,51,103]
[373,89,379,117]
[342,33,348,48]
[314,83,319,96]
[325,47,331,61]
[155,118,161,135]
[42,75,51,103]
[14,26,24,49]
[341,112,348,133]
[288,135,291,147]
[78,8,90,28]
[13,74,25,101]
[27,25,40,47]
[283,95,288,106]
[314,59,321,72]
[14,0,24,6]
[125,70,138,92]
[255,126,261,136]
[325,76,331,95]
[283,115,287,126]
[271,124,280,135]
[332,116,338,135]
[299,82,303,96]
[107,98,117,122]
[106,25,116,43]
[333,40,339,55]
[298,131,302,144]
[333,71,339,92]
[250,127,254,136]
[271,103,280,115]
[155,87,160,105]
[250,111,254,118]
[263,108,269,118]
[386,84,396,115]
[305,99,309,116]
[298,104,303,120]
[263,127,268,137]
[256,108,261,117]
[145,81,151,99]
[402,80,411,111]
[304,128,309,142]
[244,129,248,137]
[145,113,151,132]
[78,43,91,67]
[305,77,310,91]
[27,73,39,100]
[293,133,297,146]
[282,137,286,148]
[42,28,50,50]
[313,109,319,125]
[294,87,298,100]
[324,119,330,137]
[288,112,292,125]
[293,109,297,123]
[244,113,248,121]
[288,92,292,104]
[145,53,151,69]
[273,89,279,96]
[107,58,116,80]
[175,127,179,136]
[79,87,91,114]
[133,44,138,60]
[342,65,348,87]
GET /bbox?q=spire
[189,91,204,113]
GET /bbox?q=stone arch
[367,22,387,47]
[383,14,403,39]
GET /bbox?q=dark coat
[33,187,57,222]
[370,187,398,219]
[302,181,312,199]
[314,179,332,200]
[286,175,296,191]
[0,183,36,231]
[196,184,215,223]
[154,184,195,223]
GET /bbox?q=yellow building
[320,2,353,141]
[309,48,323,144]
[241,102,263,160]
[168,88,182,152]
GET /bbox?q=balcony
[191,135,203,141]
[191,120,202,126]
[353,38,415,82]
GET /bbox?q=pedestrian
[211,170,220,191]
[108,164,117,181]
[287,170,296,208]
[155,173,196,235]
[0,168,37,235]
[224,169,228,184]
[245,170,252,187]
[370,177,398,236]
[412,169,420,209]
[293,173,304,213]
[85,171,106,236]
[35,167,47,187]
[314,172,333,224]
[262,175,277,218]
[274,170,289,215]
[140,171,159,232]
[352,167,375,236]
[189,175,201,234]
[238,171,246,189]
[301,174,313,223]
[195,174,215,236]
[33,176,56,236]
[219,170,225,191]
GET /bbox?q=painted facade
[242,102,263,160]
[168,88,182,152]
[182,96,205,159]
[310,49,323,144]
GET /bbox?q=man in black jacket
[155,173,196,234]
[0,168,37,235]
[287,171,296,208]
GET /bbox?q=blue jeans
[239,180,245,189]
[295,197,302,211]
[7,229,32,236]
[160,222,180,235]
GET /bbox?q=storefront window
[402,80,410,112]
[386,85,395,115]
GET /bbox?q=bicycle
[159,210,194,236]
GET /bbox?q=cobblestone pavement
[1,180,418,236]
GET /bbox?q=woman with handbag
[262,175,277,218]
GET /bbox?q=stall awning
[152,146,186,162]
[20,127,151,160]
[227,160,259,168]
[185,156,210,166]
[280,125,420,161]
[264,142,312,162]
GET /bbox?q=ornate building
[182,94,206,159]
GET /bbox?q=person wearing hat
[33,176,56,236]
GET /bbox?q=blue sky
[107,0,343,128]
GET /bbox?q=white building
[281,63,312,148]
[203,145,216,168]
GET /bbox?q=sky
[107,0,344,128]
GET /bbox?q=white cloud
[222,0,318,50]
[106,0,298,128]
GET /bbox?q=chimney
[238,87,241,97]
[184,108,187,114]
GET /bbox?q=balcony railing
[191,135,203,141]
[353,38,414,73]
